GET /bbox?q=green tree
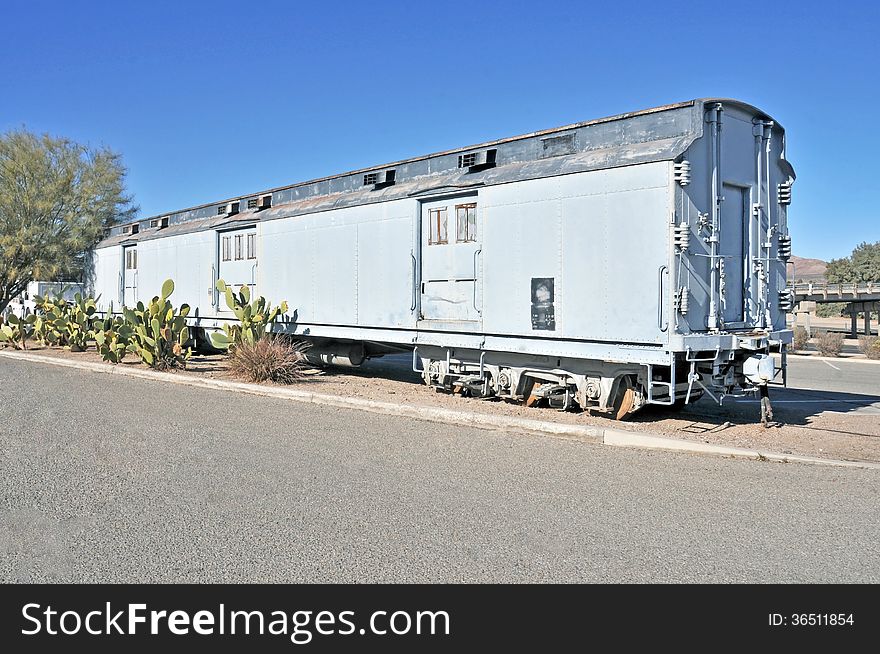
[826,241,880,284]
[0,129,136,313]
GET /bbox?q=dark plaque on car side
[530,277,555,331]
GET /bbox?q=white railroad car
[91,98,795,419]
[3,281,84,319]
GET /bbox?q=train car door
[217,227,258,313]
[719,184,747,325]
[419,196,481,324]
[122,246,138,306]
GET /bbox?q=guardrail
[791,281,880,301]
[789,282,879,337]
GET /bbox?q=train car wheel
[612,377,635,421]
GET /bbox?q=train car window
[456,203,477,242]
[247,233,256,260]
[234,234,244,260]
[428,207,447,245]
[221,236,231,261]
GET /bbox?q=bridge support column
[851,310,859,338]
[794,301,815,338]
[866,311,872,337]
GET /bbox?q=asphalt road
[785,355,880,396]
[1,357,878,583]
[722,354,880,417]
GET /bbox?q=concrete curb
[600,429,879,469]
[3,350,879,471]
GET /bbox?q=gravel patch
[14,345,880,464]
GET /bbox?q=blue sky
[2,0,877,260]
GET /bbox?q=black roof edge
[114,98,781,229]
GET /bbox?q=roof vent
[458,149,496,172]
[130,224,139,235]
[258,194,272,209]
[363,169,396,189]
[149,217,170,229]
[219,202,240,216]
[540,133,577,158]
[247,198,259,210]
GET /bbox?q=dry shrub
[816,331,844,357]
[858,335,880,360]
[228,337,308,383]
[792,325,809,352]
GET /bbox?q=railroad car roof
[99,98,780,247]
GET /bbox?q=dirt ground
[12,345,880,464]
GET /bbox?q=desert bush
[858,335,880,360]
[228,336,308,384]
[816,331,844,357]
[792,325,809,352]
[816,302,846,318]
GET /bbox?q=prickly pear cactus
[123,278,191,369]
[32,292,69,345]
[92,309,133,363]
[31,291,98,350]
[0,313,36,350]
[64,293,98,351]
[209,278,288,350]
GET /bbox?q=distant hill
[790,256,827,282]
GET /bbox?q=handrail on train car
[410,253,417,312]
[686,347,721,362]
[658,265,668,332]
[473,249,482,315]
